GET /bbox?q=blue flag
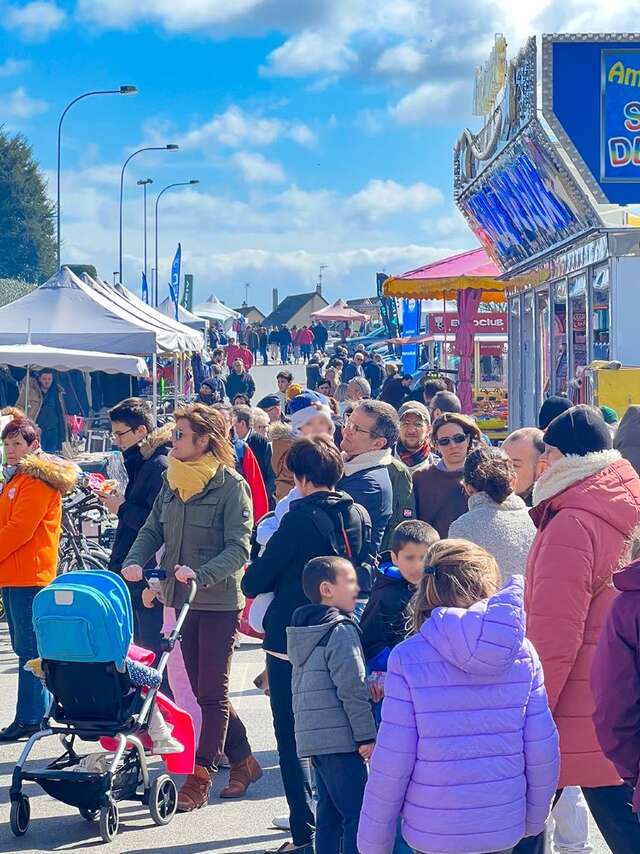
[170,243,181,320]
[141,271,149,304]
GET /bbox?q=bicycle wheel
[61,553,110,573]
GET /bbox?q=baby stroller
[9,570,196,843]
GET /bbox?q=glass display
[536,289,550,407]
[568,274,588,380]
[552,280,568,395]
[591,265,610,361]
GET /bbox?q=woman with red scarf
[395,403,434,473]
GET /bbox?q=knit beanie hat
[600,405,619,425]
[289,391,334,437]
[538,395,572,429]
[543,404,612,456]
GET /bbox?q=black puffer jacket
[359,552,414,666]
[109,423,172,572]
[242,490,372,655]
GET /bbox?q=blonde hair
[412,539,500,632]
[174,403,235,469]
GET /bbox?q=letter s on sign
[624,101,640,133]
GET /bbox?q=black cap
[538,395,572,429]
[257,394,280,410]
[543,404,612,457]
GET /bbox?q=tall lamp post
[118,144,178,285]
[57,85,138,268]
[136,178,153,282]
[154,180,199,306]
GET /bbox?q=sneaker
[153,735,184,755]
[272,815,291,831]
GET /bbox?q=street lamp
[154,180,199,306]
[57,85,138,267]
[137,178,153,282]
[118,144,178,284]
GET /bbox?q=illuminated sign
[542,33,640,204]
[428,312,508,335]
[457,121,600,271]
[473,34,507,117]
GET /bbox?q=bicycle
[58,480,113,574]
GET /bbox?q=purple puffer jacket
[357,576,559,854]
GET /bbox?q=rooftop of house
[263,291,328,327]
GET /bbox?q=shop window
[552,280,568,395]
[568,275,588,380]
[522,292,536,426]
[536,289,550,406]
[591,266,610,361]
[509,297,521,426]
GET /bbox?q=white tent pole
[152,352,158,427]
[174,355,179,411]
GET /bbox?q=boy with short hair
[360,519,440,677]
[287,556,376,854]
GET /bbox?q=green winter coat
[380,457,415,552]
[123,464,252,612]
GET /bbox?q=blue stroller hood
[33,571,133,667]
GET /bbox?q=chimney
[316,282,322,295]
[272,288,279,311]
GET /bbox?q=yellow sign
[473,34,507,116]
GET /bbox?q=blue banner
[170,243,181,320]
[602,50,640,183]
[401,298,421,374]
[141,271,149,304]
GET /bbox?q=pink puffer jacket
[526,450,640,788]
[358,576,559,854]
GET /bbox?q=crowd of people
[6,335,640,853]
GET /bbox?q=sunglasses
[436,433,468,447]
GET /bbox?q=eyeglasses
[436,433,468,447]
[111,428,134,440]
[345,421,378,437]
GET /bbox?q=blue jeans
[279,344,289,363]
[312,752,367,854]
[4,586,50,725]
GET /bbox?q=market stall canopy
[157,296,207,331]
[311,299,370,322]
[383,248,506,302]
[193,295,240,323]
[0,267,172,355]
[0,344,149,376]
[82,275,203,352]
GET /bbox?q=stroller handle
[143,568,198,604]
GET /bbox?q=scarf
[166,452,219,502]
[342,448,393,477]
[397,439,431,469]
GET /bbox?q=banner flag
[170,243,181,319]
[141,271,149,304]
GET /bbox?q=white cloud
[177,105,316,151]
[348,179,443,222]
[5,87,48,119]
[261,30,357,78]
[391,80,467,124]
[0,58,30,78]
[232,152,286,184]
[75,0,264,31]
[375,42,424,75]
[5,1,66,41]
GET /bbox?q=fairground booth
[454,34,640,428]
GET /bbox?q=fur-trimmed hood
[268,420,293,443]
[17,452,78,495]
[532,449,621,507]
[140,422,173,460]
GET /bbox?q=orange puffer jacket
[526,449,640,788]
[0,453,77,587]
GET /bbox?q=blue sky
[1,0,631,310]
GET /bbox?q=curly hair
[463,446,515,504]
[412,539,499,632]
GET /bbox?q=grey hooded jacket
[287,605,377,758]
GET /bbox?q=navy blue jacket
[338,464,392,568]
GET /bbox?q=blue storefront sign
[543,34,640,204]
[401,298,421,374]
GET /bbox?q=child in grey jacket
[287,556,377,854]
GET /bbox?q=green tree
[0,127,55,282]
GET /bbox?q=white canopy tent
[0,344,149,376]
[157,297,207,331]
[193,294,239,326]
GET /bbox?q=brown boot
[219,754,263,798]
[177,764,212,811]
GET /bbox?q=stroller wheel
[10,795,30,836]
[149,774,178,826]
[79,807,99,822]
[99,801,119,843]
